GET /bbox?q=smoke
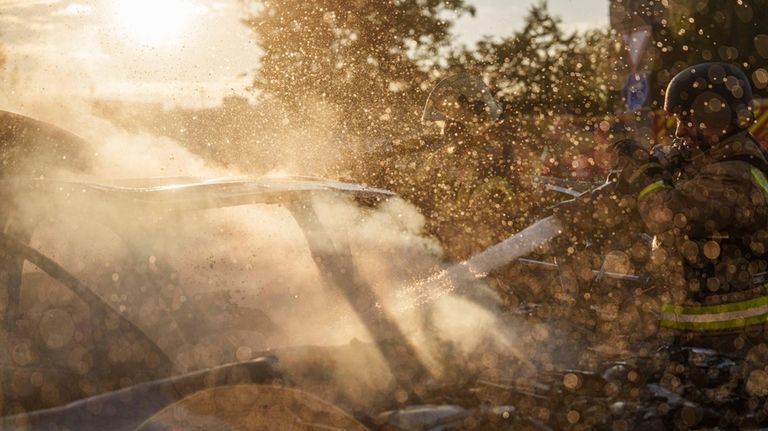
[0,91,570,414]
[0,97,218,179]
[0,3,594,418]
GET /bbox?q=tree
[453,1,622,118]
[241,0,474,141]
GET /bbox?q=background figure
[359,73,540,261]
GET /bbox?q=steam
[0,92,567,412]
[0,96,219,178]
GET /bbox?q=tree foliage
[241,0,474,139]
[450,2,622,117]
[239,0,768,138]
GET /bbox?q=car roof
[2,175,396,210]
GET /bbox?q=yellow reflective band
[637,180,670,200]
[750,167,768,196]
[660,312,768,331]
[628,162,662,184]
[660,295,768,331]
[661,295,768,315]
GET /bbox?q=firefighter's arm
[607,138,668,206]
[550,140,654,242]
[636,162,758,236]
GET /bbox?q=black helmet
[664,62,754,130]
[421,73,503,126]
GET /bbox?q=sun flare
[112,0,200,46]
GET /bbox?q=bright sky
[455,0,608,46]
[0,0,608,108]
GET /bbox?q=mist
[0,81,580,418]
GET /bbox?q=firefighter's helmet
[664,62,754,130]
[421,73,503,126]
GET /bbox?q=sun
[112,0,198,46]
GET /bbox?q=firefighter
[389,73,535,260]
[420,73,504,136]
[608,62,768,352]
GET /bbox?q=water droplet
[39,309,75,350]
[563,372,580,390]
[567,410,580,424]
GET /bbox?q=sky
[0,0,608,108]
[456,0,608,45]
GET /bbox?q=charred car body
[2,111,768,430]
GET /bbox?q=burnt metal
[0,232,175,373]
[0,356,279,431]
[0,173,406,426]
[287,200,431,388]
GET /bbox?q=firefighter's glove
[610,139,666,197]
[609,138,650,171]
[650,139,691,176]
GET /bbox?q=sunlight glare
[113,0,202,46]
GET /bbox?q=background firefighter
[366,73,540,261]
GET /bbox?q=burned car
[0,110,440,430]
[3,110,768,431]
[2,110,555,431]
